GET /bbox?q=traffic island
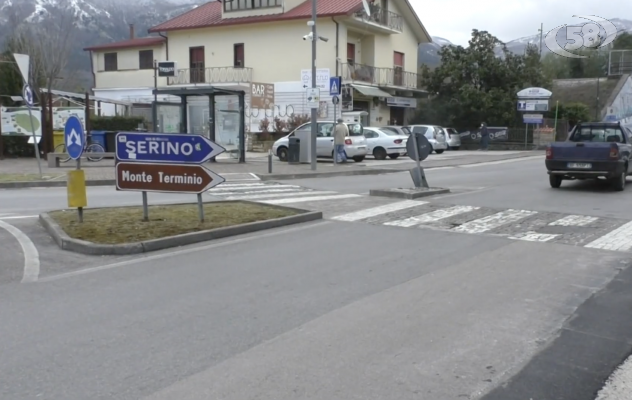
[369,187,450,199]
[40,201,322,255]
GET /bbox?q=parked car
[405,125,448,154]
[443,127,461,150]
[545,122,632,191]
[272,121,368,162]
[381,126,411,136]
[363,127,408,160]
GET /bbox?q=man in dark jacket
[479,122,489,151]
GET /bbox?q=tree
[612,32,632,50]
[418,30,549,131]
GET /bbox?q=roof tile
[149,0,363,33]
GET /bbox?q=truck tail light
[610,144,619,158]
[345,139,352,145]
[546,146,553,159]
[394,139,402,144]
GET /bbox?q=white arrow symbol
[68,129,82,146]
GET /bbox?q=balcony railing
[353,5,403,32]
[342,63,418,89]
[168,66,253,85]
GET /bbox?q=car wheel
[612,170,626,191]
[388,154,400,159]
[277,147,288,162]
[549,174,562,188]
[373,147,387,160]
[435,149,445,154]
[352,156,365,162]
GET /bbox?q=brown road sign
[116,162,225,194]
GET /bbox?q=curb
[39,203,322,256]
[0,179,115,189]
[369,187,450,199]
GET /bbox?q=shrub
[273,117,287,132]
[258,117,270,133]
[286,114,310,132]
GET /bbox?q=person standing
[333,119,349,163]
[479,122,489,151]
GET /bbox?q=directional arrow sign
[115,162,225,194]
[64,115,85,160]
[115,132,226,164]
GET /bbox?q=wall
[92,45,167,89]
[373,1,421,71]
[606,76,632,121]
[167,19,339,84]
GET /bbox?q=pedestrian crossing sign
[329,76,341,96]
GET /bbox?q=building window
[234,43,244,68]
[224,0,282,12]
[347,43,356,64]
[139,50,154,70]
[104,52,117,71]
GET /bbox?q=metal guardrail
[341,63,418,89]
[168,67,253,85]
[608,50,632,76]
[353,6,403,32]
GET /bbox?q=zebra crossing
[330,199,632,253]
[207,181,362,205]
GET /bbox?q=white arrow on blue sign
[22,84,33,107]
[64,116,85,160]
[115,132,226,164]
[329,76,341,96]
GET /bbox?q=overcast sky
[409,0,630,45]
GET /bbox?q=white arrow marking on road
[0,219,40,283]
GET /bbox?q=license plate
[568,162,592,169]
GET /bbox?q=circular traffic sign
[332,95,339,105]
[406,133,431,162]
[22,84,33,107]
[64,115,85,160]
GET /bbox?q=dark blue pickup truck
[545,122,632,191]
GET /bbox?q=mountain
[419,18,632,67]
[0,0,203,90]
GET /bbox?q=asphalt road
[1,154,632,399]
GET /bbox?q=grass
[49,202,300,245]
[551,78,619,119]
[0,173,63,182]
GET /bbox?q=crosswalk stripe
[260,194,361,204]
[509,231,560,242]
[549,215,598,226]
[584,221,632,251]
[452,209,537,234]
[332,200,425,222]
[210,188,303,196]
[224,191,336,200]
[210,184,299,192]
[385,205,479,227]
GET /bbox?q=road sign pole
[310,0,317,171]
[411,132,422,188]
[142,191,149,222]
[26,106,42,178]
[197,193,204,222]
[524,123,528,150]
[333,102,337,165]
[76,157,83,222]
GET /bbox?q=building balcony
[349,5,403,33]
[342,63,418,89]
[168,66,253,85]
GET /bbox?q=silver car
[363,127,408,160]
[406,125,448,154]
[443,127,461,150]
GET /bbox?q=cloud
[409,0,629,45]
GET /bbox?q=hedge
[90,116,145,131]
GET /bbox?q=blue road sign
[329,76,341,96]
[22,84,33,107]
[115,132,226,164]
[64,115,85,160]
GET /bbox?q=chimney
[129,24,135,39]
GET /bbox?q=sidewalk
[0,150,544,188]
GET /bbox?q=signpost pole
[411,133,422,188]
[27,106,42,178]
[197,193,204,222]
[524,123,528,150]
[153,59,158,132]
[310,0,317,171]
[554,100,559,131]
[333,101,337,165]
[142,191,149,222]
[76,157,83,222]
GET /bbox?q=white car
[272,121,368,162]
[443,127,461,150]
[406,125,448,154]
[363,127,408,160]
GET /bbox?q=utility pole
[310,0,317,171]
[539,23,543,57]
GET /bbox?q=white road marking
[0,220,40,283]
[548,215,598,226]
[584,221,632,251]
[452,209,537,234]
[426,166,456,171]
[458,155,542,168]
[249,173,260,180]
[210,184,299,192]
[385,205,479,227]
[0,215,38,220]
[332,200,425,222]
[38,221,331,283]
[210,188,303,195]
[595,354,632,400]
[213,183,267,188]
[509,231,560,242]
[224,191,336,200]
[260,194,361,204]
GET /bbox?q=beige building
[84,0,430,129]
